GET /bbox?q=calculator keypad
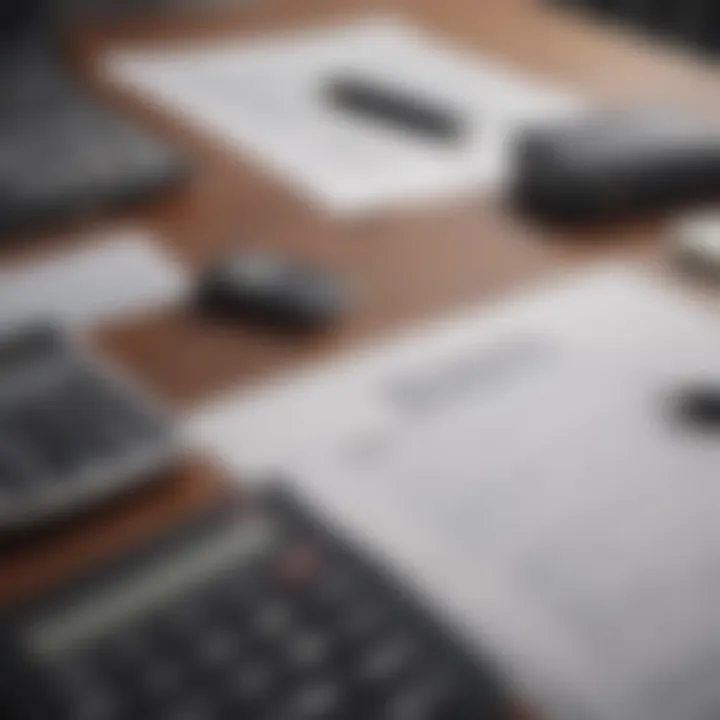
[0,325,175,526]
[17,494,507,719]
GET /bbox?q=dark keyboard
[0,487,511,719]
[0,42,190,235]
[0,324,178,530]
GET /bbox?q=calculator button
[72,696,121,720]
[161,699,217,720]
[161,601,209,640]
[283,629,332,673]
[274,544,322,589]
[335,598,390,646]
[58,673,121,720]
[225,659,276,709]
[356,636,420,688]
[51,654,104,695]
[136,660,185,700]
[253,600,295,641]
[95,642,158,686]
[306,562,360,609]
[275,680,344,720]
[65,374,163,451]
[0,444,33,494]
[194,631,239,672]
[104,628,153,661]
[221,574,266,613]
[382,671,459,720]
[61,382,131,452]
[35,409,92,471]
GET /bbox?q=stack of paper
[106,17,581,215]
[188,267,720,720]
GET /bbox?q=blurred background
[2,2,720,720]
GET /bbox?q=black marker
[324,75,466,144]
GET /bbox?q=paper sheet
[0,230,189,330]
[105,17,581,215]
[187,267,720,720]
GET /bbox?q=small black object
[551,0,720,55]
[197,251,349,330]
[0,485,510,719]
[324,74,466,143]
[0,323,178,532]
[511,109,720,225]
[674,385,720,428]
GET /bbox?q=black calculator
[0,487,511,719]
[0,324,178,531]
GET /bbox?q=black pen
[324,74,467,144]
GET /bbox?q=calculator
[0,324,178,531]
[0,486,511,719]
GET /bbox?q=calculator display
[27,516,277,659]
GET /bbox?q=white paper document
[188,267,720,720]
[106,17,580,215]
[0,231,189,330]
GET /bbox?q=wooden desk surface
[0,0,718,713]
